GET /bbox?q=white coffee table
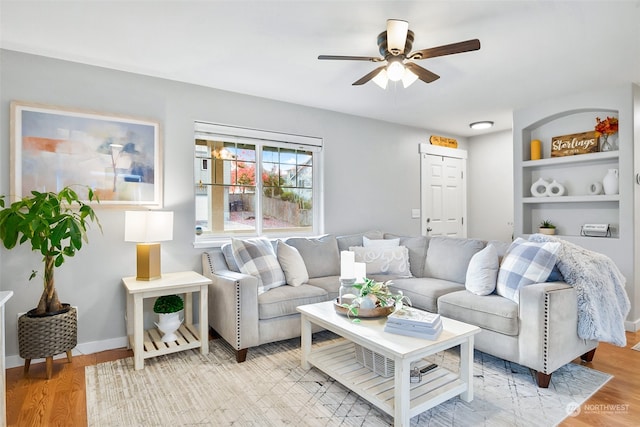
[297,301,480,427]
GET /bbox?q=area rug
[86,332,611,426]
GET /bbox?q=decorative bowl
[333,300,393,318]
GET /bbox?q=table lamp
[124,211,174,281]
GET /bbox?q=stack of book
[384,307,443,340]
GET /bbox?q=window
[194,122,323,244]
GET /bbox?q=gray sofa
[202,231,598,387]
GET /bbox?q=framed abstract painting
[10,101,162,207]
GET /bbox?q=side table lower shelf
[308,340,466,420]
[128,323,203,359]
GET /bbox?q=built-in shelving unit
[513,84,640,326]
[516,110,620,238]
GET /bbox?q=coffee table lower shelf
[309,339,467,419]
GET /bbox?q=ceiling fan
[318,19,480,89]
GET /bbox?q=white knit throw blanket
[529,234,630,347]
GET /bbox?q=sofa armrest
[202,252,260,351]
[519,281,598,375]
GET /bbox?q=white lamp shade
[386,19,409,54]
[124,211,174,243]
[372,69,389,89]
[387,61,405,81]
[402,68,419,88]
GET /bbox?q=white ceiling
[1,1,639,137]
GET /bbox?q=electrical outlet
[411,209,420,219]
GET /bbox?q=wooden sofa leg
[581,348,596,362]
[536,371,552,388]
[236,348,248,363]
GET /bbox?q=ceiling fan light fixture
[402,68,419,88]
[387,61,405,81]
[469,121,494,130]
[372,69,388,89]
[387,19,409,55]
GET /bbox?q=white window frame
[193,121,324,247]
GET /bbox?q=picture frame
[10,101,162,208]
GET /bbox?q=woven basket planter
[18,305,77,360]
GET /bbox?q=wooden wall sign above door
[430,135,458,148]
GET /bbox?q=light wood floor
[5,331,640,426]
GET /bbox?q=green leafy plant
[340,278,411,323]
[0,186,101,315]
[539,220,556,229]
[153,295,184,314]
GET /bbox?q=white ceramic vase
[588,182,603,195]
[530,177,550,197]
[545,180,565,197]
[155,312,183,342]
[603,169,619,195]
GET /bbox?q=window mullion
[255,144,263,235]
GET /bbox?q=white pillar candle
[354,262,366,284]
[340,251,355,279]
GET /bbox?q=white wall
[0,49,472,363]
[467,130,514,242]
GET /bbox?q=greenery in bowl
[539,220,556,229]
[153,295,184,314]
[340,278,410,322]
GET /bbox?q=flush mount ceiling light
[469,121,494,130]
[318,19,481,89]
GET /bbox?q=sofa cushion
[363,236,399,247]
[336,230,384,252]
[307,276,341,301]
[258,284,328,320]
[438,290,519,336]
[465,244,499,296]
[423,236,486,284]
[276,240,309,287]
[496,238,560,303]
[221,243,240,272]
[387,277,464,313]
[383,234,429,278]
[349,245,412,277]
[285,235,340,278]
[231,237,286,294]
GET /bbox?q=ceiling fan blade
[405,62,440,83]
[386,19,409,55]
[408,39,481,60]
[352,65,387,86]
[318,55,383,62]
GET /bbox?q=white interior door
[420,144,467,237]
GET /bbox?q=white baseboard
[625,318,640,332]
[5,336,129,369]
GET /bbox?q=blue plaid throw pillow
[231,238,286,294]
[496,238,560,303]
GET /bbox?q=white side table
[122,271,211,370]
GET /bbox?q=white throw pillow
[231,238,286,294]
[276,240,309,287]
[496,238,560,303]
[465,244,499,296]
[349,246,412,277]
[363,236,400,247]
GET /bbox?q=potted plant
[153,295,184,342]
[0,186,101,377]
[337,278,410,323]
[539,219,556,235]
